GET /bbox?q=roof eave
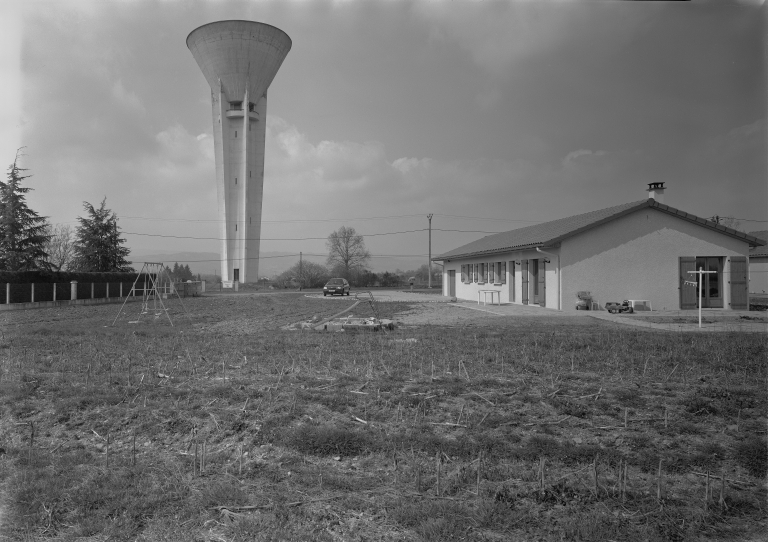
[432,241,557,261]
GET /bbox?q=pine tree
[71,198,133,272]
[0,151,50,271]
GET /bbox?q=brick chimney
[647,182,665,203]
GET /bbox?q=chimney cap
[647,182,665,191]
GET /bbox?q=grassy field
[0,293,766,541]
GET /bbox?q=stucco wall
[560,208,750,311]
[749,257,768,295]
[441,248,559,309]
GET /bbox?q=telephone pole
[427,214,433,289]
[299,252,303,290]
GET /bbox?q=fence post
[31,283,35,303]
[6,283,9,305]
[91,283,94,299]
[71,281,78,301]
[106,282,109,299]
[201,280,206,293]
[53,283,57,302]
[120,282,123,298]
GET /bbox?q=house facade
[434,184,763,311]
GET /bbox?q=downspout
[536,247,560,311]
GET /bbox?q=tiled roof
[749,231,768,257]
[433,199,765,261]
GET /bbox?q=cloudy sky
[1,0,765,274]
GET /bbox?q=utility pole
[299,252,303,290]
[427,214,433,289]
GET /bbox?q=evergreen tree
[183,264,193,280]
[172,262,180,280]
[0,151,50,271]
[71,198,133,272]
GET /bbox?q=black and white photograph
[0,0,765,540]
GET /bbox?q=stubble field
[0,293,766,541]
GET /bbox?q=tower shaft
[212,85,267,283]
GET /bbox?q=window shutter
[539,260,546,307]
[521,260,529,305]
[501,262,506,284]
[730,256,748,310]
[679,257,696,310]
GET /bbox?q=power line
[434,213,540,223]
[133,252,429,264]
[89,212,545,225]
[434,228,504,234]
[714,216,768,223]
[118,213,426,224]
[123,228,431,241]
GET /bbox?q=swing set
[111,262,191,327]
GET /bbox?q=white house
[433,183,764,311]
[748,230,768,297]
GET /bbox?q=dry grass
[0,292,766,541]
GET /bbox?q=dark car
[323,278,350,296]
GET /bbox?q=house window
[478,263,485,283]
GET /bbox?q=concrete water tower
[187,20,292,283]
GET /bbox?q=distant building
[748,230,768,296]
[433,183,764,311]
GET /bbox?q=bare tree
[326,226,370,280]
[43,223,74,271]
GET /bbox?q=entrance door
[694,257,723,308]
[448,270,456,297]
[233,268,240,282]
[531,259,539,305]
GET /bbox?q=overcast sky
[1,0,765,273]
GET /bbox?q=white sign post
[688,268,717,328]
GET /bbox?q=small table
[478,290,501,306]
[626,299,652,312]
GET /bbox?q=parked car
[323,278,350,296]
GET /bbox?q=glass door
[694,257,723,308]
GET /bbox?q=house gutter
[535,247,561,311]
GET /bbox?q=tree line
[0,151,133,273]
[273,225,441,288]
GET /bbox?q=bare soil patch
[0,293,765,541]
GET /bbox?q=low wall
[1,280,205,310]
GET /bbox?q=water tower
[187,20,292,283]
